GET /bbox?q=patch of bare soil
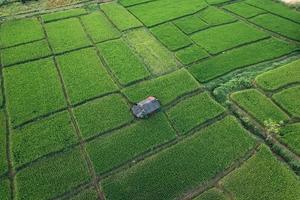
[281,0,300,5]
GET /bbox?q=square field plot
[16,148,90,200]
[74,94,133,139]
[197,6,236,26]
[87,113,176,175]
[0,18,44,48]
[42,8,87,23]
[175,45,209,65]
[57,48,117,104]
[11,111,77,168]
[173,15,209,35]
[166,92,225,134]
[101,116,255,200]
[3,58,66,127]
[97,39,150,85]
[45,18,91,54]
[122,69,201,106]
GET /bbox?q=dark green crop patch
[57,48,118,104]
[166,92,225,134]
[0,111,7,176]
[74,94,133,139]
[42,8,87,23]
[3,58,66,127]
[97,39,150,85]
[0,178,10,200]
[193,188,228,200]
[69,187,98,200]
[173,15,209,35]
[175,45,209,65]
[87,113,176,174]
[279,123,300,155]
[197,6,236,26]
[223,2,265,18]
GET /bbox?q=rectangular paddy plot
[119,0,152,7]
[101,116,255,200]
[197,6,237,26]
[11,111,77,168]
[3,58,66,127]
[0,111,7,176]
[16,148,90,200]
[273,86,300,118]
[101,2,142,31]
[191,21,269,55]
[97,39,150,85]
[124,28,179,75]
[44,18,91,54]
[86,113,176,175]
[250,14,300,41]
[74,94,133,139]
[122,69,201,106]
[0,178,10,200]
[221,145,300,200]
[223,2,266,18]
[166,92,225,134]
[255,59,300,91]
[80,12,121,43]
[189,38,298,82]
[279,123,300,155]
[231,89,289,124]
[0,17,44,48]
[175,45,209,65]
[57,48,117,104]
[173,15,209,35]
[150,23,192,51]
[42,8,87,23]
[69,187,98,200]
[128,0,208,27]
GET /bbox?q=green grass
[175,45,209,65]
[42,8,87,23]
[0,17,44,48]
[150,23,192,51]
[122,69,201,105]
[101,116,255,200]
[250,14,300,41]
[166,92,225,134]
[279,123,300,155]
[57,48,117,104]
[222,145,300,200]
[0,111,7,176]
[273,86,300,118]
[69,187,98,200]
[189,38,298,82]
[231,89,289,124]
[119,0,152,7]
[97,39,150,85]
[197,6,236,26]
[101,2,142,31]
[193,188,228,200]
[255,59,300,91]
[223,2,265,18]
[0,178,10,200]
[124,28,179,75]
[1,40,51,66]
[128,0,207,27]
[74,94,133,139]
[16,148,90,200]
[3,58,66,127]
[45,18,91,54]
[87,113,176,174]
[191,21,269,54]
[11,111,77,168]
[80,12,121,43]
[173,15,209,34]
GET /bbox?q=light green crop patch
[206,0,231,4]
[128,0,207,27]
[193,188,228,200]
[167,92,225,134]
[124,28,179,75]
[81,12,121,43]
[57,48,117,104]
[273,86,300,118]
[97,39,150,85]
[0,17,44,48]
[173,15,209,35]
[223,2,265,18]
[255,59,300,91]
[0,178,10,200]
[1,40,51,66]
[279,123,300,155]
[16,148,90,200]
[150,23,192,51]
[11,111,77,168]
[191,21,269,54]
[101,116,255,200]
[222,145,300,200]
[175,45,209,65]
[197,6,236,26]
[189,38,298,82]
[0,111,7,176]
[120,0,153,7]
[45,18,91,54]
[74,94,133,139]
[87,113,176,174]
[250,14,300,41]
[101,2,142,31]
[122,69,201,106]
[69,187,98,200]
[231,89,289,124]
[42,8,87,23]
[3,58,66,127]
